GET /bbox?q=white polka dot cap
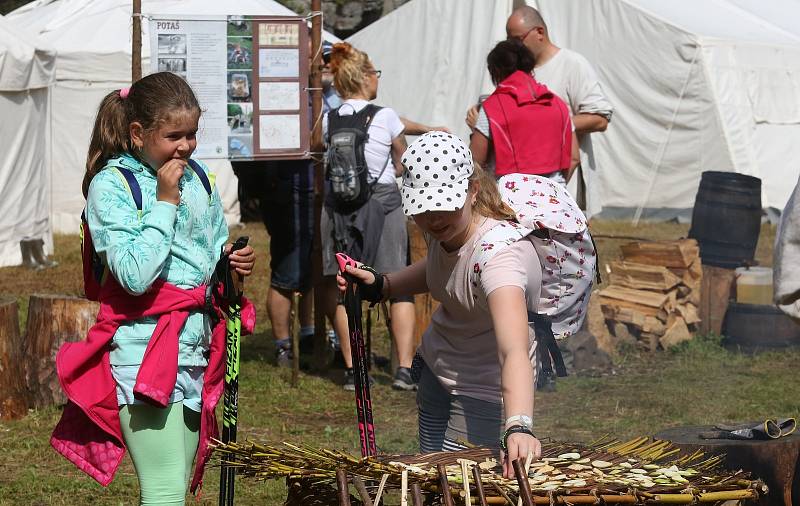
[400,131,474,216]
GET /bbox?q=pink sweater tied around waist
[50,278,255,492]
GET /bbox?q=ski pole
[220,236,249,506]
[336,253,377,457]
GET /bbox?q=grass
[1,221,797,505]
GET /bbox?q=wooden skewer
[352,476,374,506]
[437,463,455,506]
[471,464,488,506]
[336,469,351,506]
[512,458,534,506]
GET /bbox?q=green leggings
[119,402,200,505]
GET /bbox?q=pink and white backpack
[469,173,597,340]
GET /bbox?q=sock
[299,326,315,338]
[275,337,291,350]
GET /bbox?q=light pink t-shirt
[419,218,542,403]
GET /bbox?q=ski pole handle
[335,252,357,274]
[229,236,249,296]
[230,236,249,254]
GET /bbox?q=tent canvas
[0,14,55,267]
[7,0,340,233]
[532,0,800,219]
[347,0,800,219]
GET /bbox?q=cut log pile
[599,239,702,350]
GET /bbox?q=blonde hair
[469,162,517,221]
[329,42,372,99]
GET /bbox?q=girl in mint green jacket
[82,71,255,505]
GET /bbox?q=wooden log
[601,304,649,327]
[607,320,639,346]
[657,425,800,506]
[676,303,701,326]
[0,297,28,419]
[659,317,692,349]
[698,265,735,336]
[598,286,675,318]
[620,239,700,269]
[25,294,99,408]
[609,261,682,291]
[408,221,439,347]
[639,332,660,352]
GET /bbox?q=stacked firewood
[599,239,702,350]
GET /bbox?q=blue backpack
[80,158,212,301]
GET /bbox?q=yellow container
[735,266,773,305]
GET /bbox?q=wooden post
[472,464,488,506]
[336,469,351,506]
[132,0,142,81]
[25,295,99,408]
[0,297,28,420]
[309,0,328,372]
[408,221,438,346]
[352,476,374,506]
[513,458,534,506]
[291,291,300,387]
[437,464,455,506]
[410,482,424,506]
[698,265,735,336]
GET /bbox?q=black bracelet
[501,425,536,451]
[357,264,384,304]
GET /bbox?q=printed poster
[150,17,228,158]
[149,15,309,160]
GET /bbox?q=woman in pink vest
[470,39,579,186]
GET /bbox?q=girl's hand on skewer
[225,244,255,276]
[336,263,375,293]
[502,433,541,478]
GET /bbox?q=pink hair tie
[119,87,131,99]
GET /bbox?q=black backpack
[325,103,388,213]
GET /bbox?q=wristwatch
[505,414,533,430]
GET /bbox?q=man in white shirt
[467,6,613,215]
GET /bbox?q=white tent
[7,0,340,233]
[0,14,55,267]
[348,0,800,219]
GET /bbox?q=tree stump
[0,297,28,420]
[657,424,800,506]
[25,295,99,408]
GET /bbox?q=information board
[150,15,310,160]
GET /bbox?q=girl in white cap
[337,131,542,476]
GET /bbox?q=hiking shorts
[259,160,315,293]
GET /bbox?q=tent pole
[310,0,328,372]
[132,0,142,81]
